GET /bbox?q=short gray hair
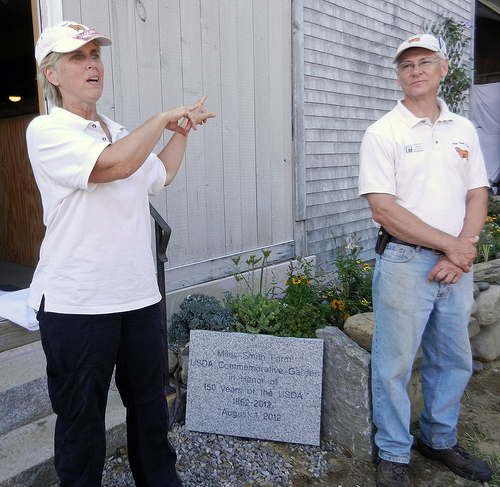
[37,51,64,107]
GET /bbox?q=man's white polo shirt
[358,99,488,237]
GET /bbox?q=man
[358,34,493,487]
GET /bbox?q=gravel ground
[49,357,500,487]
[100,423,339,486]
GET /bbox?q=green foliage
[275,256,322,308]
[322,235,373,330]
[430,15,472,113]
[475,195,500,263]
[274,303,327,338]
[169,239,375,344]
[168,293,236,347]
[225,253,328,337]
[476,217,500,263]
[229,250,272,297]
[487,194,500,221]
[224,292,282,335]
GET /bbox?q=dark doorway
[475,0,500,84]
[0,0,42,283]
[0,0,39,118]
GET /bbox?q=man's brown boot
[376,458,411,487]
[416,438,493,482]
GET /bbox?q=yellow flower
[363,263,371,271]
[332,299,344,311]
[361,299,369,306]
[306,281,311,286]
[343,313,351,321]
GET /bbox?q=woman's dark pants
[37,299,183,487]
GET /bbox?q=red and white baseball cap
[35,21,112,66]
[393,33,447,64]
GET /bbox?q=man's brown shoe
[377,458,411,487]
[416,438,493,482]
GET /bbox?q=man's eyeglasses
[397,58,441,74]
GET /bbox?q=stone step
[0,342,50,435]
[0,386,127,487]
[0,342,127,487]
[0,318,40,354]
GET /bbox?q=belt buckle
[432,249,443,255]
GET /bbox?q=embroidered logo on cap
[73,28,103,41]
[68,24,86,32]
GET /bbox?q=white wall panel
[60,0,294,291]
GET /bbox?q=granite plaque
[185,330,324,446]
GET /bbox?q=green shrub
[224,292,282,335]
[321,235,373,329]
[168,293,236,347]
[226,254,329,337]
[430,15,472,114]
[229,250,273,298]
[475,195,500,263]
[274,303,327,338]
[275,256,322,307]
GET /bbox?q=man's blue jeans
[38,299,183,487]
[371,242,473,464]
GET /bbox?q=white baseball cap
[35,21,112,66]
[393,33,447,64]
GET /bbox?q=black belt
[388,236,443,255]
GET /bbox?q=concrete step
[0,318,40,354]
[0,342,51,436]
[0,385,127,487]
[0,342,127,487]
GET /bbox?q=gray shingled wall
[299,0,473,266]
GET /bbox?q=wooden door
[0,115,44,267]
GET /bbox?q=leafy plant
[168,293,236,347]
[224,292,282,335]
[322,235,373,329]
[224,249,284,335]
[273,257,320,305]
[475,195,500,263]
[169,239,375,343]
[487,193,500,221]
[274,303,327,338]
[430,14,472,113]
[225,253,328,337]
[229,250,272,297]
[476,216,500,263]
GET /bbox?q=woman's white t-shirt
[26,107,167,314]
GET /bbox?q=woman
[27,21,214,487]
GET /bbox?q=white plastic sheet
[470,82,500,188]
[0,289,39,331]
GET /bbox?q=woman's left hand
[188,95,216,126]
